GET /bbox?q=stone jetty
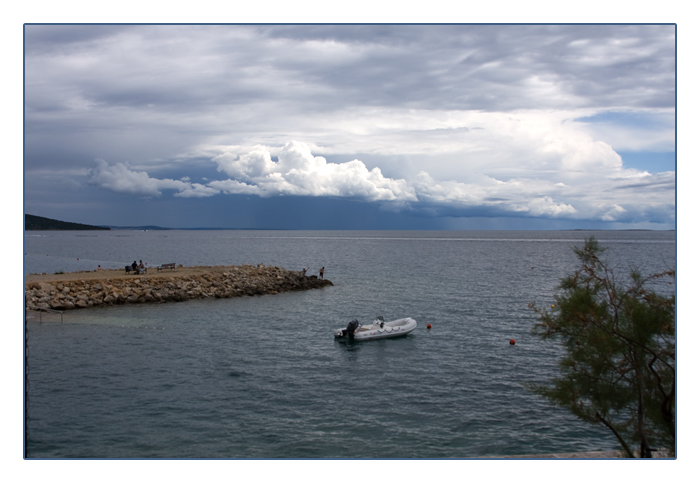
[24,264,333,311]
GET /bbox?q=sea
[23,229,676,459]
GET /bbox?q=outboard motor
[345,319,360,340]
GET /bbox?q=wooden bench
[157,263,176,271]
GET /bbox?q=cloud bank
[87,139,674,225]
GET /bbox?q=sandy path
[24,265,263,284]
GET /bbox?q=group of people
[301,266,325,279]
[131,260,147,274]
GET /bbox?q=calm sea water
[23,230,676,458]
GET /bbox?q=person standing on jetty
[302,267,309,277]
[319,267,325,279]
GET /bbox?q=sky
[10,4,696,480]
[23,24,676,230]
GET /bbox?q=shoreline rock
[24,264,333,312]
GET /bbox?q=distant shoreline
[24,213,676,231]
[24,227,676,232]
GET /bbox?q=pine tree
[529,237,675,457]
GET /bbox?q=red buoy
[509,339,516,345]
[427,323,432,329]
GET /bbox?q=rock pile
[24,264,333,311]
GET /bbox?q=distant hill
[108,225,170,230]
[25,214,111,231]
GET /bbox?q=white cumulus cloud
[204,141,674,224]
[212,141,417,202]
[87,159,218,198]
[173,183,220,198]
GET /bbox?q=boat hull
[334,317,417,341]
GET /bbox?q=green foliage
[529,237,675,457]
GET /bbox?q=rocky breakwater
[25,264,333,311]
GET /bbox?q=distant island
[24,214,265,230]
[25,214,110,231]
